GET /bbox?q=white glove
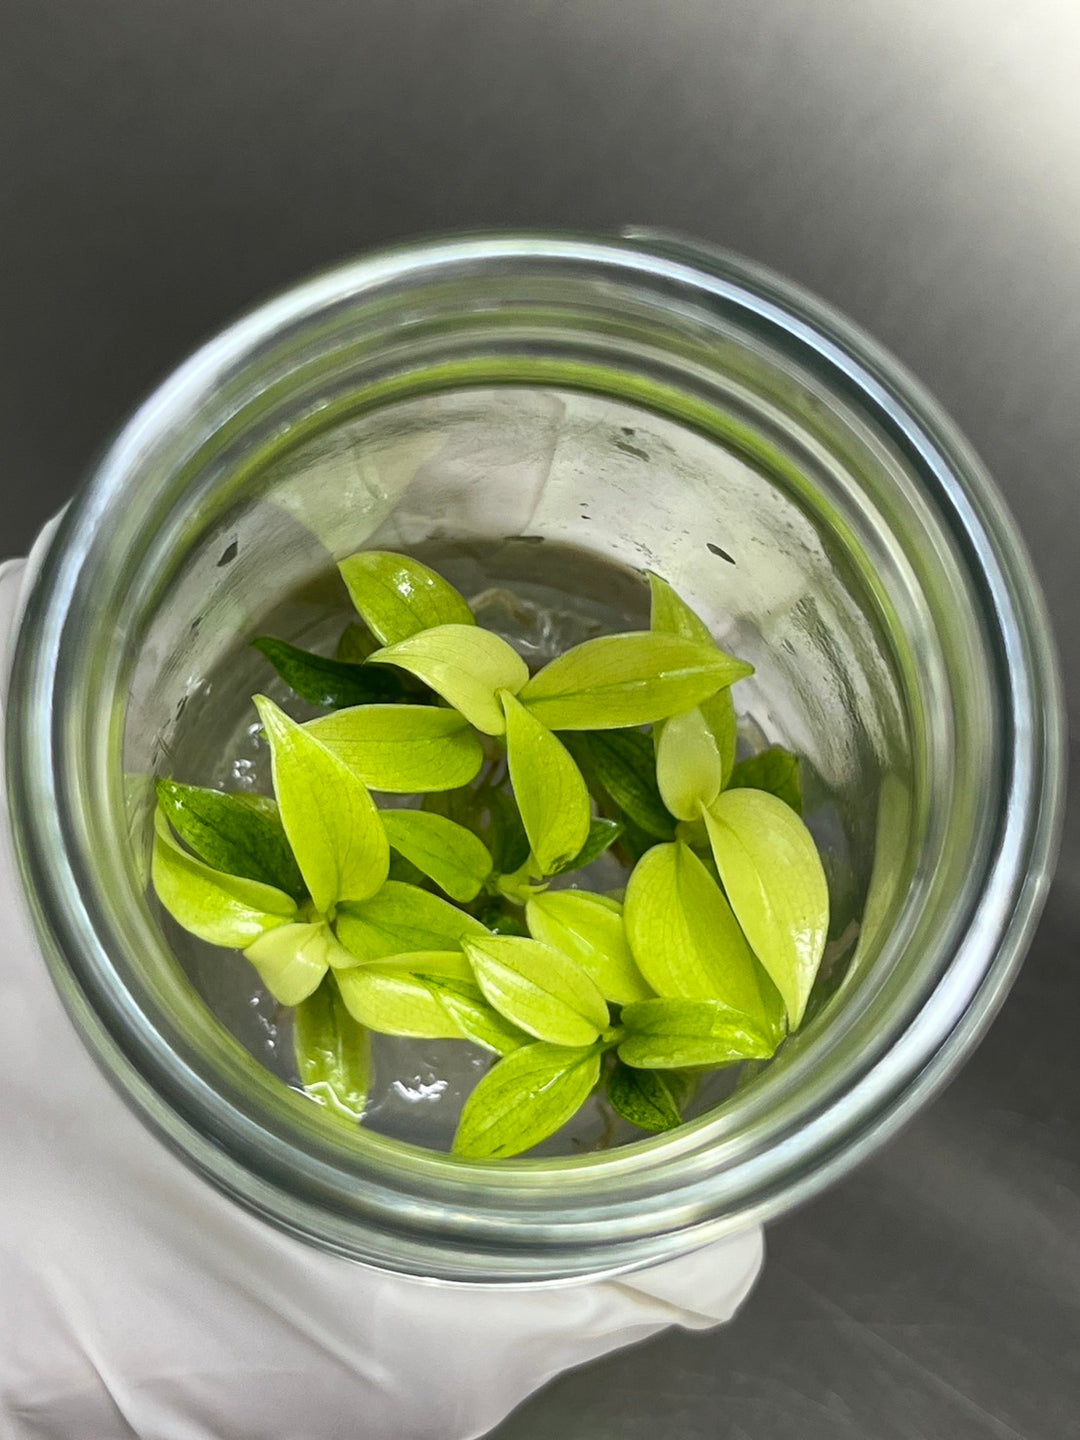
[0,533,764,1440]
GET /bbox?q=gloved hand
[0,534,763,1440]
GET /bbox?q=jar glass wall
[5,235,1064,1281]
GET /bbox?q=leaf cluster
[150,552,829,1156]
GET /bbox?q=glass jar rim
[5,231,1066,1281]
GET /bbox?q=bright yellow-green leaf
[655,707,724,821]
[151,809,297,948]
[647,573,716,647]
[501,691,591,877]
[463,935,610,1047]
[525,890,652,1004]
[293,977,372,1122]
[701,687,738,788]
[334,881,490,964]
[244,920,353,1005]
[380,808,493,902]
[702,789,829,1029]
[422,978,530,1056]
[453,1042,602,1158]
[255,696,389,913]
[367,625,528,735]
[361,949,476,981]
[338,550,475,645]
[335,951,473,1038]
[253,635,411,708]
[648,573,741,784]
[623,841,773,1021]
[619,997,777,1069]
[519,632,751,731]
[305,704,484,793]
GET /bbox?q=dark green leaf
[386,850,428,887]
[485,788,532,875]
[335,621,380,663]
[253,636,411,708]
[616,816,661,865]
[420,784,480,830]
[606,1061,683,1132]
[453,1042,602,1158]
[552,818,625,875]
[474,900,531,936]
[567,730,675,841]
[727,746,803,814]
[155,779,305,899]
[293,976,371,1122]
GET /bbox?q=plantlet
[151,551,829,1156]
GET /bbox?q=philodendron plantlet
[152,552,829,1157]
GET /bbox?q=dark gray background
[3,2,1077,1436]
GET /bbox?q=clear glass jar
[5,233,1064,1282]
